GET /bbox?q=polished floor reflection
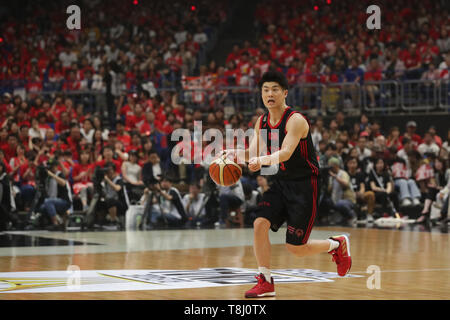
[0,225,448,299]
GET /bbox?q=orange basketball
[209,155,242,186]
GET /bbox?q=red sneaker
[245,274,275,298]
[329,235,352,277]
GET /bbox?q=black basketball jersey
[259,106,319,180]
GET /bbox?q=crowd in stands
[0,0,229,94]
[0,82,449,230]
[0,0,449,231]
[223,0,449,85]
[312,113,450,225]
[1,0,448,101]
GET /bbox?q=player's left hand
[248,157,261,172]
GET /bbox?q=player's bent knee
[253,217,271,232]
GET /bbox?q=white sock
[258,267,271,281]
[328,239,340,252]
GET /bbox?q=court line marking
[350,268,450,274]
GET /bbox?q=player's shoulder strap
[259,106,293,130]
[259,113,268,129]
[282,107,311,137]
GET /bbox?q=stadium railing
[3,77,450,117]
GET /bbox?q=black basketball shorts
[255,176,319,246]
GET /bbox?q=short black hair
[105,162,116,172]
[258,70,289,90]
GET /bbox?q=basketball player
[223,71,351,298]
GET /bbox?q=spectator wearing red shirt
[125,103,146,132]
[364,58,383,107]
[240,40,259,58]
[237,52,251,76]
[54,111,72,135]
[125,64,139,90]
[165,47,183,73]
[308,34,326,60]
[3,135,18,161]
[184,33,200,55]
[0,149,12,175]
[386,126,403,151]
[279,42,297,68]
[139,90,153,112]
[224,60,239,85]
[151,95,166,124]
[29,98,48,120]
[25,71,43,98]
[15,109,30,129]
[401,43,422,79]
[63,70,81,91]
[320,65,339,113]
[255,51,271,74]
[95,145,122,174]
[18,155,37,209]
[48,95,67,121]
[0,93,13,119]
[9,144,28,183]
[119,94,137,120]
[226,44,242,65]
[65,126,82,161]
[126,132,143,154]
[139,111,157,136]
[158,113,175,135]
[0,128,8,152]
[48,59,65,84]
[72,149,94,210]
[400,121,422,149]
[59,150,74,177]
[18,125,30,148]
[428,126,442,148]
[115,121,132,148]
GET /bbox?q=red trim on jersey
[301,139,319,176]
[267,106,291,129]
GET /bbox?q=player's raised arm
[254,113,308,167]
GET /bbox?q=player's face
[261,82,287,110]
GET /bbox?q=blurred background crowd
[0,0,449,231]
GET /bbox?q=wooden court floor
[0,226,449,300]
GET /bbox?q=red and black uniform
[257,106,320,246]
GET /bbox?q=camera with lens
[36,165,48,190]
[93,166,108,195]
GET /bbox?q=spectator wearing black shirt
[102,162,127,227]
[346,157,375,222]
[148,176,187,227]
[0,162,12,230]
[335,111,351,134]
[38,159,72,231]
[368,158,398,217]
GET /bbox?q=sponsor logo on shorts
[287,226,304,238]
